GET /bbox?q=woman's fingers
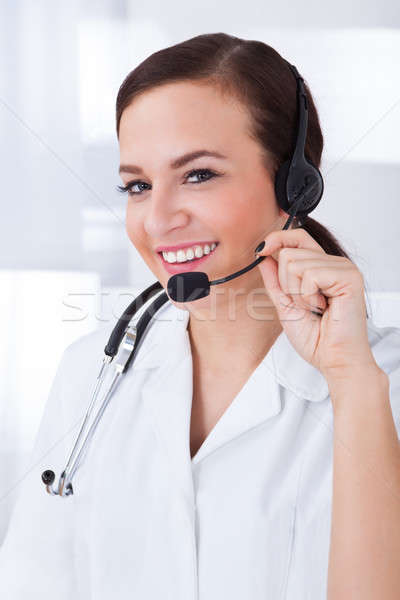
[255,228,325,261]
[255,229,356,318]
[254,230,354,314]
[277,248,326,312]
[286,258,348,311]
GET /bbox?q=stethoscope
[41,61,325,497]
[41,280,170,496]
[41,257,277,497]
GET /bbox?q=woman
[1,32,400,599]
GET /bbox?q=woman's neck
[187,284,283,377]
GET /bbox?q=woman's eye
[185,168,217,184]
[116,181,150,196]
[116,168,218,197]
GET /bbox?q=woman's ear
[278,207,289,218]
[277,207,290,228]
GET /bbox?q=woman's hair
[116,32,350,260]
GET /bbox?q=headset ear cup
[275,159,324,219]
[303,162,324,215]
[274,159,292,213]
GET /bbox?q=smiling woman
[1,32,400,600]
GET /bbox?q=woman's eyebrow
[119,149,228,175]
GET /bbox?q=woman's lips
[157,245,219,275]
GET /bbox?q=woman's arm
[255,227,400,598]
[325,364,400,600]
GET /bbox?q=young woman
[1,32,399,600]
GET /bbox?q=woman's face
[118,81,287,314]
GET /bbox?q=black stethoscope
[41,62,324,496]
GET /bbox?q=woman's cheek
[125,209,139,245]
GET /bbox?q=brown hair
[116,32,350,260]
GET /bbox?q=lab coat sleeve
[0,342,82,599]
[388,361,400,439]
[380,327,400,438]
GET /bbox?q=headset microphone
[166,62,324,304]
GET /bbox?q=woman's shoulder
[64,324,113,361]
[48,325,116,408]
[58,299,187,373]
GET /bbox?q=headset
[42,61,324,497]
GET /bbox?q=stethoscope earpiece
[41,470,55,486]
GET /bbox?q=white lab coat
[0,299,399,599]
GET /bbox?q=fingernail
[254,241,265,255]
[311,306,324,314]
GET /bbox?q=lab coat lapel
[140,303,195,507]
[190,324,331,463]
[267,331,330,403]
[192,355,282,463]
[140,302,283,471]
[138,300,331,483]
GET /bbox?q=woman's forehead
[118,84,255,167]
[120,82,249,135]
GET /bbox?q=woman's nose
[143,192,189,238]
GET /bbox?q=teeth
[166,251,176,263]
[162,243,217,263]
[176,249,187,263]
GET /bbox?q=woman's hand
[255,228,379,378]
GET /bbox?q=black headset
[104,61,325,367]
[274,62,323,226]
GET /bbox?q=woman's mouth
[157,242,219,275]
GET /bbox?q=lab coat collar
[136,300,330,502]
[135,299,330,404]
[263,330,330,403]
